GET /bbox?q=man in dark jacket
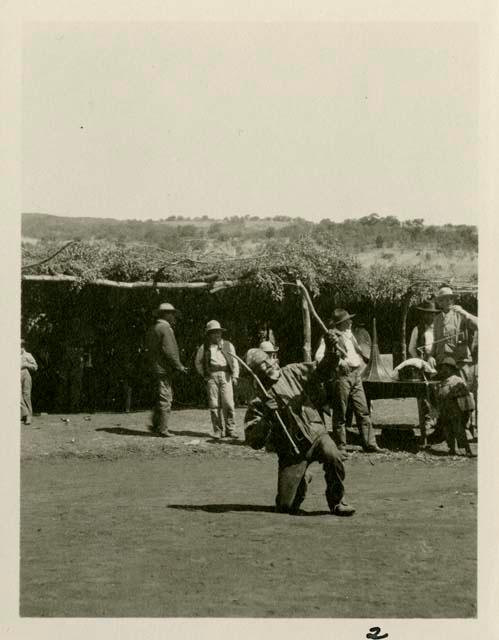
[145,303,187,436]
[244,331,355,517]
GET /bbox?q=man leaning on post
[243,329,356,517]
[145,302,188,436]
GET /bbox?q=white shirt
[314,330,363,368]
[341,329,363,368]
[408,326,434,359]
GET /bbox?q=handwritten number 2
[366,627,388,640]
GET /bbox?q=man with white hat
[258,340,279,363]
[145,302,188,436]
[431,286,478,386]
[195,320,239,440]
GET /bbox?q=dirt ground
[20,401,477,618]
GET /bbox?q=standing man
[431,287,478,388]
[315,309,383,453]
[145,302,188,436]
[195,320,239,440]
[21,339,38,425]
[408,299,440,435]
[244,331,355,516]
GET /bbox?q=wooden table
[363,379,439,445]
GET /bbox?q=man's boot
[331,501,356,517]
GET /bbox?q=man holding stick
[315,309,383,453]
[242,329,356,517]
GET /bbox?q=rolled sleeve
[408,327,418,358]
[314,337,325,363]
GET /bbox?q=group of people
[403,286,478,455]
[144,302,279,440]
[21,285,478,518]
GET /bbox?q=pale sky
[22,21,479,224]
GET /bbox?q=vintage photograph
[19,19,480,620]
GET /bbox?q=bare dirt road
[20,405,477,618]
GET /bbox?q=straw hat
[436,286,454,299]
[205,320,226,333]
[259,340,279,353]
[158,302,177,313]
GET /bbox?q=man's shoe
[364,445,385,453]
[332,502,356,517]
[148,425,172,437]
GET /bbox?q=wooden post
[301,290,312,362]
[400,294,411,362]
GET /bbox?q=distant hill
[22,212,477,257]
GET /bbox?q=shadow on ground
[95,427,160,438]
[95,427,245,445]
[376,427,420,452]
[168,503,331,515]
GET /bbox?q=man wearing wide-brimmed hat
[195,320,239,440]
[431,286,478,386]
[259,340,279,362]
[145,302,188,436]
[408,299,440,362]
[316,308,383,453]
[408,299,440,435]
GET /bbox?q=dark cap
[439,357,459,371]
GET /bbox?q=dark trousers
[151,373,173,432]
[442,413,472,455]
[275,434,345,513]
[332,369,377,450]
[430,364,476,445]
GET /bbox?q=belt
[209,366,229,373]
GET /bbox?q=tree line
[22,212,478,255]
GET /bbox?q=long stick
[295,279,349,358]
[415,330,467,355]
[225,352,300,455]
